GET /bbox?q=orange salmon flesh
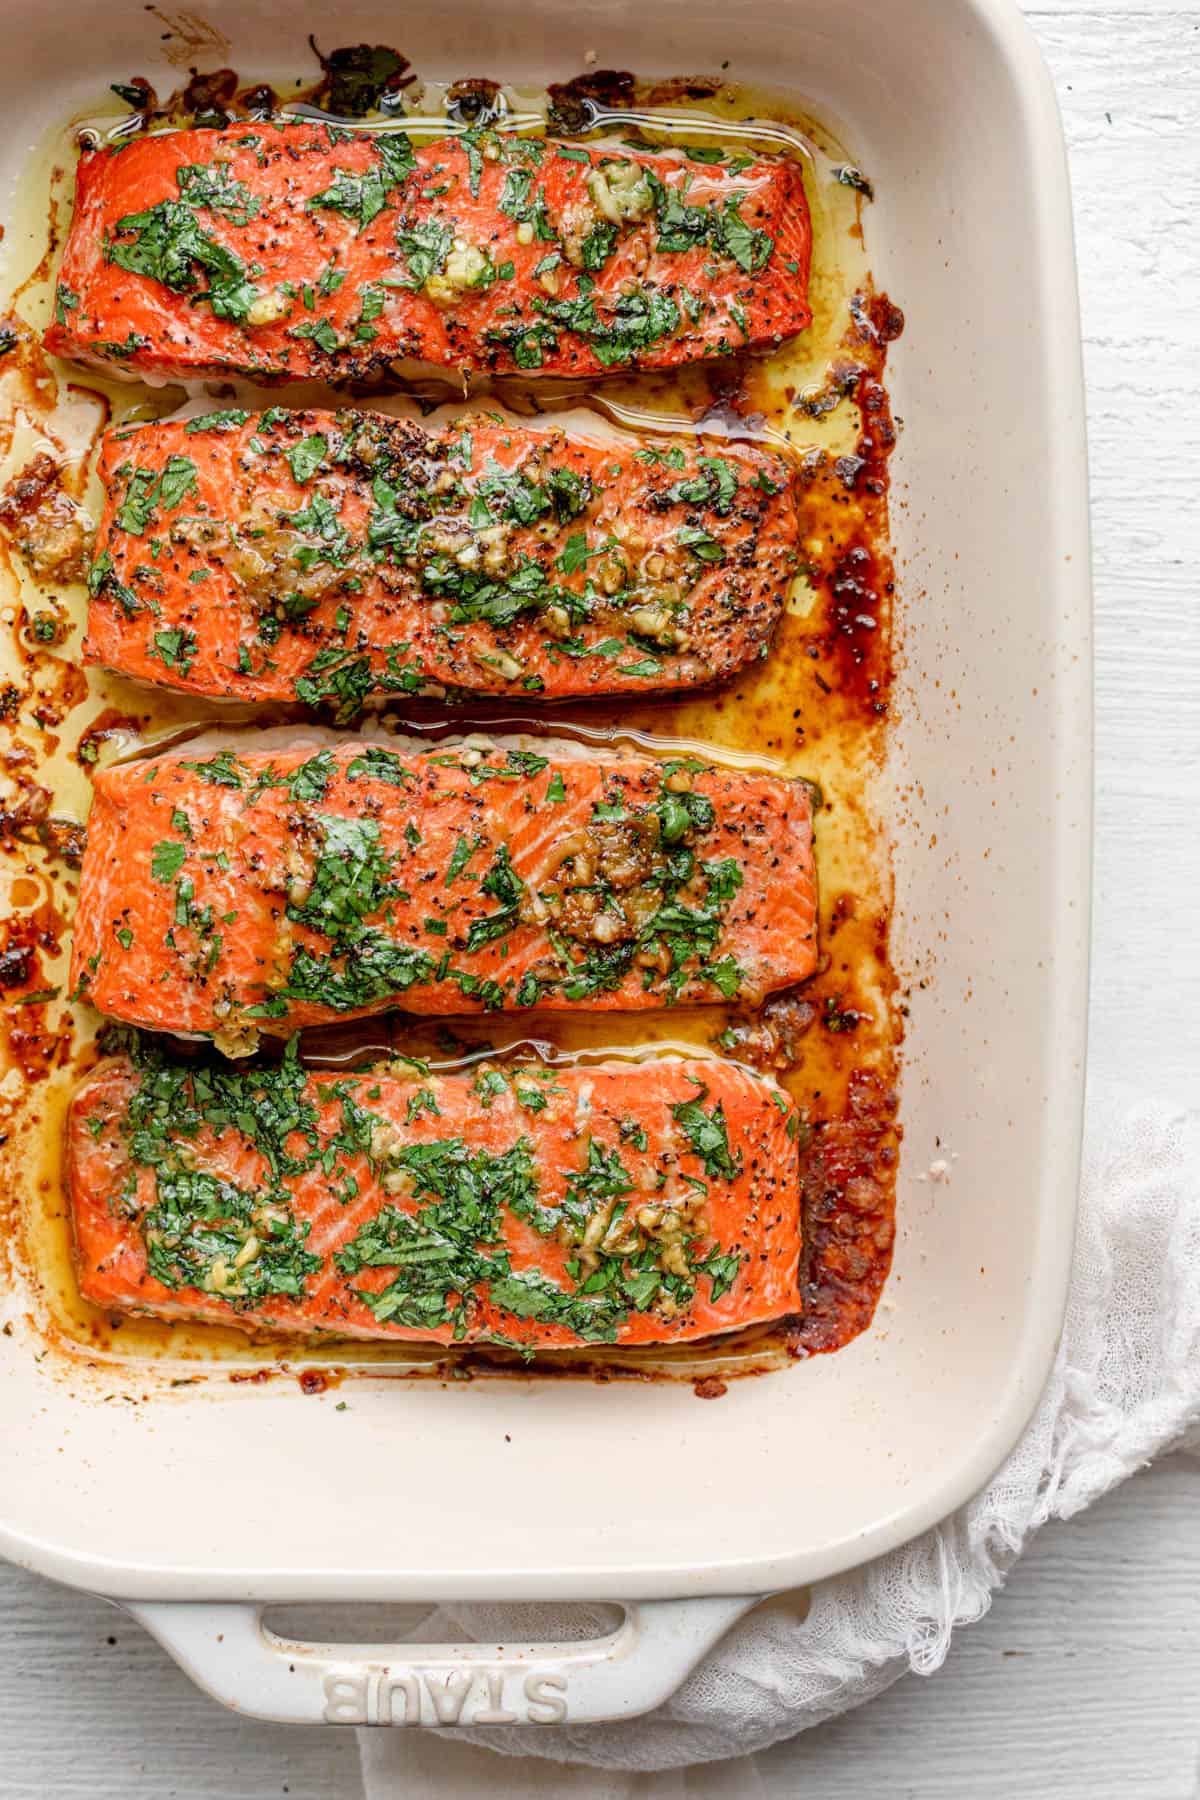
[44,125,812,382]
[68,1052,803,1348]
[71,739,819,1049]
[84,410,798,705]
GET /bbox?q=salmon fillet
[71,737,818,1049]
[84,410,797,705]
[68,1049,802,1348]
[45,125,811,383]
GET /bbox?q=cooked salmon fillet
[68,1049,802,1348]
[45,124,812,382]
[84,410,797,706]
[71,737,818,1050]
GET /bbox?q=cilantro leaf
[287,434,328,484]
[671,1088,740,1179]
[150,840,187,883]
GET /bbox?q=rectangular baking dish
[0,0,1091,1726]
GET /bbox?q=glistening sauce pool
[0,62,902,1387]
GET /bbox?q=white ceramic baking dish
[0,0,1091,1727]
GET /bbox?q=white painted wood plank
[753,1457,1200,1799]
[1031,2,1200,15]
[1032,7,1200,1114]
[0,1562,363,1798]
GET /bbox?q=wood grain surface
[2,2,1197,1793]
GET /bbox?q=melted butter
[0,74,899,1387]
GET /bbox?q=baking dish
[0,0,1091,1726]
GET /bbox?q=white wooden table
[3,3,1197,1792]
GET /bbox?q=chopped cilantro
[464,846,524,952]
[671,1087,740,1178]
[289,317,340,354]
[314,47,412,118]
[533,285,681,367]
[445,833,481,886]
[346,746,415,787]
[106,196,260,323]
[177,750,244,788]
[149,627,198,674]
[150,840,187,883]
[115,456,197,535]
[175,162,263,226]
[392,219,454,289]
[184,409,250,434]
[286,433,328,484]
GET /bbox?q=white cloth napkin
[361,1103,1199,1792]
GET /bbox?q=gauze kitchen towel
[361,1102,1199,1789]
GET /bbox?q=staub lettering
[322,1665,569,1726]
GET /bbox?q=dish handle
[121,1595,760,1727]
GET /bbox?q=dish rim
[0,0,1092,1607]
